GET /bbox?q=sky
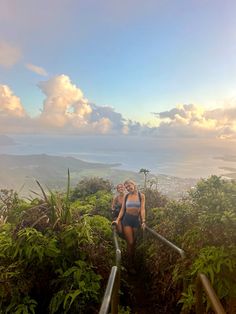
[1,0,236,140]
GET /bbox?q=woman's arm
[115,194,127,222]
[111,196,116,211]
[140,193,146,227]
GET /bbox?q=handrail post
[196,274,204,314]
[111,249,121,314]
[99,225,122,314]
[196,273,226,314]
[99,266,118,314]
[111,226,121,314]
[145,226,186,260]
[144,225,187,311]
[111,266,119,314]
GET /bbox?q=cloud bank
[0,75,128,134]
[152,104,236,139]
[0,75,236,139]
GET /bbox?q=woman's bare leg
[123,226,137,267]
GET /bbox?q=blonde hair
[124,179,137,191]
[124,179,136,185]
[116,183,124,190]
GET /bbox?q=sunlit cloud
[37,75,125,134]
[25,63,48,76]
[0,84,31,133]
[0,76,236,139]
[0,41,21,68]
[152,104,236,139]
[0,85,26,117]
[38,75,87,128]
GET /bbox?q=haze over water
[1,134,236,179]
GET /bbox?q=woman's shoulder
[113,194,119,201]
[139,192,145,199]
[114,194,124,201]
[124,192,130,199]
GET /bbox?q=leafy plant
[49,260,101,313]
[178,246,236,311]
[35,169,72,227]
[5,296,37,314]
[13,228,60,263]
[71,177,113,200]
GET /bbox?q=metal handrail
[145,226,226,313]
[99,266,118,314]
[145,225,186,259]
[196,273,226,314]
[99,225,226,313]
[144,224,187,307]
[99,225,121,314]
[113,225,121,266]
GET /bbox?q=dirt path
[120,265,165,314]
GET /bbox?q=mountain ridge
[0,154,198,199]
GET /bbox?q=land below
[214,156,236,179]
[0,154,198,199]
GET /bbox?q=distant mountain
[0,135,15,145]
[0,154,198,199]
[214,156,236,179]
[0,154,138,194]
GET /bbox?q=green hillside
[0,154,197,199]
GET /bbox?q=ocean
[1,134,236,179]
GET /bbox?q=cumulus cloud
[1,75,236,139]
[90,105,125,131]
[152,104,236,139]
[25,63,48,76]
[0,41,21,67]
[0,85,33,133]
[37,75,127,134]
[38,75,87,128]
[0,85,26,117]
[0,75,125,134]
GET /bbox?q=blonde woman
[111,183,125,219]
[114,179,146,273]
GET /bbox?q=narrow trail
[119,249,181,314]
[126,271,156,314]
[119,258,162,314]
[123,268,181,314]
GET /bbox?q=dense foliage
[1,175,235,313]
[141,175,236,313]
[0,178,114,314]
[70,177,113,200]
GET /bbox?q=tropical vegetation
[0,174,235,313]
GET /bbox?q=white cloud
[92,117,113,134]
[0,41,21,67]
[1,76,236,139]
[152,104,236,139]
[38,75,91,128]
[0,84,31,133]
[36,75,126,134]
[0,85,26,117]
[26,63,48,76]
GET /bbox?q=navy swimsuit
[122,194,141,228]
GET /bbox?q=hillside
[0,154,197,198]
[0,135,15,145]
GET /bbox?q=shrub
[71,177,113,200]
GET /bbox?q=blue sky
[0,0,236,138]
